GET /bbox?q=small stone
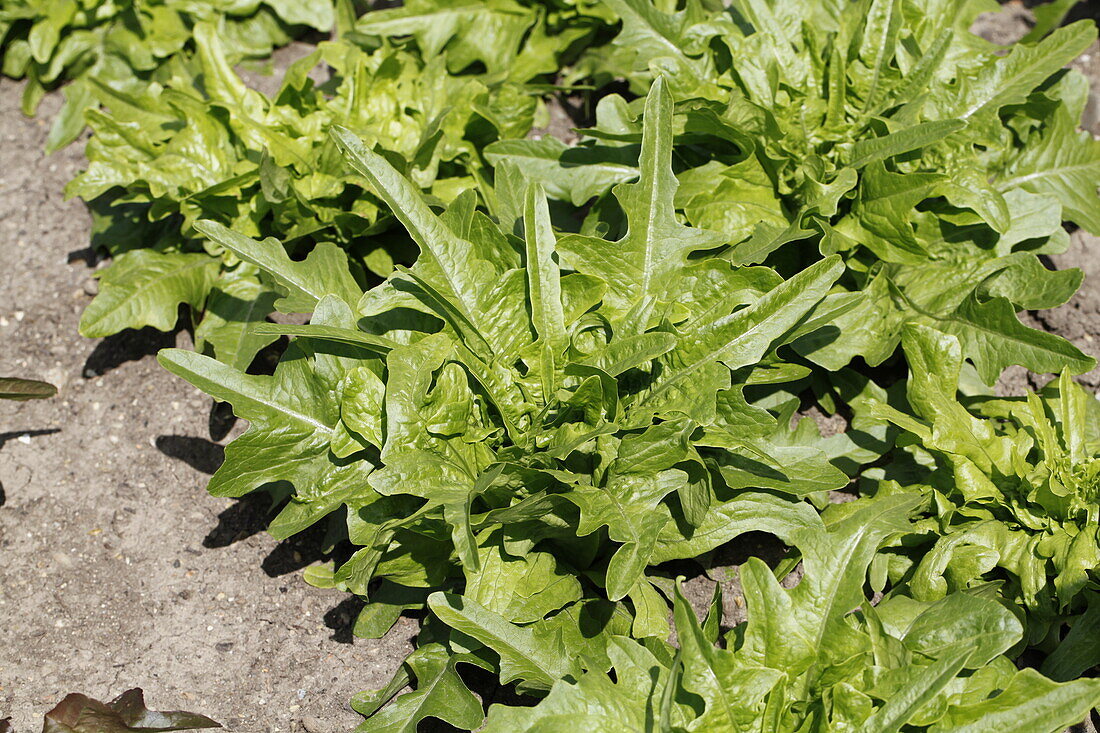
[300,716,326,733]
[215,642,234,652]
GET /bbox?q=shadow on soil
[196,490,346,575]
[323,596,365,644]
[83,327,177,378]
[260,522,335,577]
[198,492,269,548]
[0,428,60,450]
[153,438,342,580]
[155,435,225,475]
[176,473,367,645]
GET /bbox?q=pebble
[300,716,326,733]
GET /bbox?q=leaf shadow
[83,326,178,379]
[67,246,99,267]
[708,531,793,570]
[1064,1,1100,24]
[323,596,364,645]
[657,530,799,634]
[0,429,60,508]
[199,492,270,549]
[155,435,225,475]
[0,428,61,450]
[198,490,350,581]
[261,520,349,578]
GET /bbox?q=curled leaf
[0,377,56,401]
[42,689,220,733]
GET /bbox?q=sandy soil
[1,4,1098,731]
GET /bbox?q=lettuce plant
[0,0,337,150]
[857,324,1100,678]
[492,0,1099,384]
[351,0,617,83]
[155,80,877,724]
[370,495,1100,731]
[72,25,548,370]
[70,1,615,370]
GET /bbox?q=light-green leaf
[427,592,579,691]
[80,251,220,338]
[194,220,361,314]
[558,77,722,324]
[847,119,965,168]
[354,644,484,733]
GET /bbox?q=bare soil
[1,4,1099,731]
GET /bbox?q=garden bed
[1,2,1100,731]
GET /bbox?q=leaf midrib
[994,159,1100,191]
[359,5,527,31]
[163,352,330,433]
